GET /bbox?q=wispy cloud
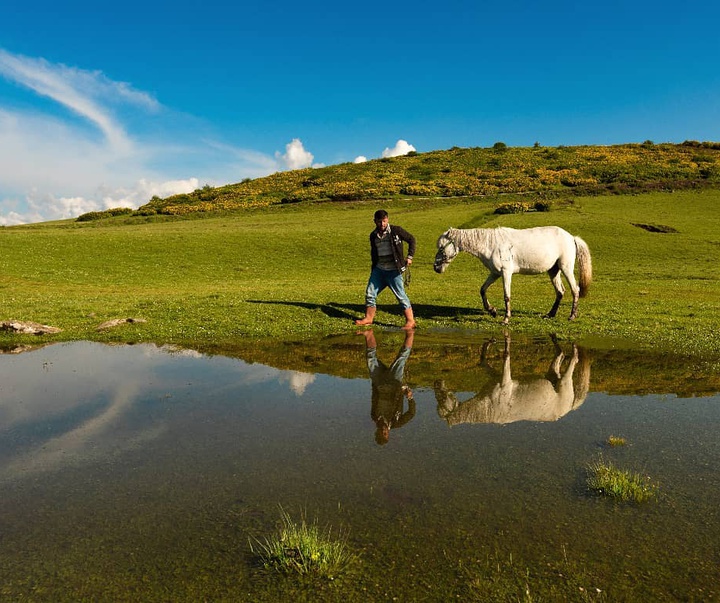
[0,49,312,225]
[0,49,150,153]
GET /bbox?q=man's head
[373,209,389,232]
[375,420,390,445]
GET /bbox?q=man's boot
[402,307,416,330]
[354,306,376,326]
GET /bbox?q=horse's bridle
[434,238,458,267]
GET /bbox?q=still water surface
[1,333,719,601]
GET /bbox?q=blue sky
[2,1,719,224]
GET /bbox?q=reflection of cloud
[283,371,316,396]
[2,382,164,478]
[0,341,324,481]
[158,344,205,358]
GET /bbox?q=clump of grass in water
[606,435,627,447]
[586,459,658,503]
[250,508,355,577]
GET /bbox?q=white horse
[434,226,592,324]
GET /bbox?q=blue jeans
[366,345,412,383]
[365,266,412,310]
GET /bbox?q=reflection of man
[361,329,415,445]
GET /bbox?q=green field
[1,188,718,359]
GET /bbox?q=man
[355,209,416,330]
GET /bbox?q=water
[1,334,718,602]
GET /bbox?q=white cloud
[0,176,201,226]
[354,155,367,163]
[276,138,315,170]
[0,49,314,224]
[382,139,416,158]
[0,49,151,154]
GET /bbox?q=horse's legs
[544,264,564,318]
[547,347,565,381]
[555,345,579,398]
[500,334,512,383]
[559,262,581,320]
[501,270,513,325]
[480,273,500,317]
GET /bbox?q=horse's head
[434,230,458,273]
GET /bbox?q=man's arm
[396,226,416,261]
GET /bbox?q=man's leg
[355,268,385,325]
[387,271,416,330]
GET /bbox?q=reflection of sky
[0,342,308,479]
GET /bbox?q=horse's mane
[449,227,505,256]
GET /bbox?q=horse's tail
[574,236,592,298]
[572,346,591,410]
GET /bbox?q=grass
[250,508,355,578]
[606,435,627,447]
[586,459,659,503]
[1,189,719,359]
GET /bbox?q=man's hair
[374,209,388,221]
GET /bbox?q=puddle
[1,334,718,601]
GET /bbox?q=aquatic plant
[606,435,627,447]
[459,548,605,602]
[586,459,658,503]
[250,508,355,577]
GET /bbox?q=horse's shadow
[245,300,485,324]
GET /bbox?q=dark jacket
[369,225,416,272]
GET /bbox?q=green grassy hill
[79,141,720,220]
[3,141,719,359]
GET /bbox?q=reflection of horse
[433,226,592,324]
[434,336,590,426]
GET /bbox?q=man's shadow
[246,300,484,324]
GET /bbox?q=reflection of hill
[196,333,720,398]
[583,350,720,398]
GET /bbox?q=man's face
[374,216,389,232]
